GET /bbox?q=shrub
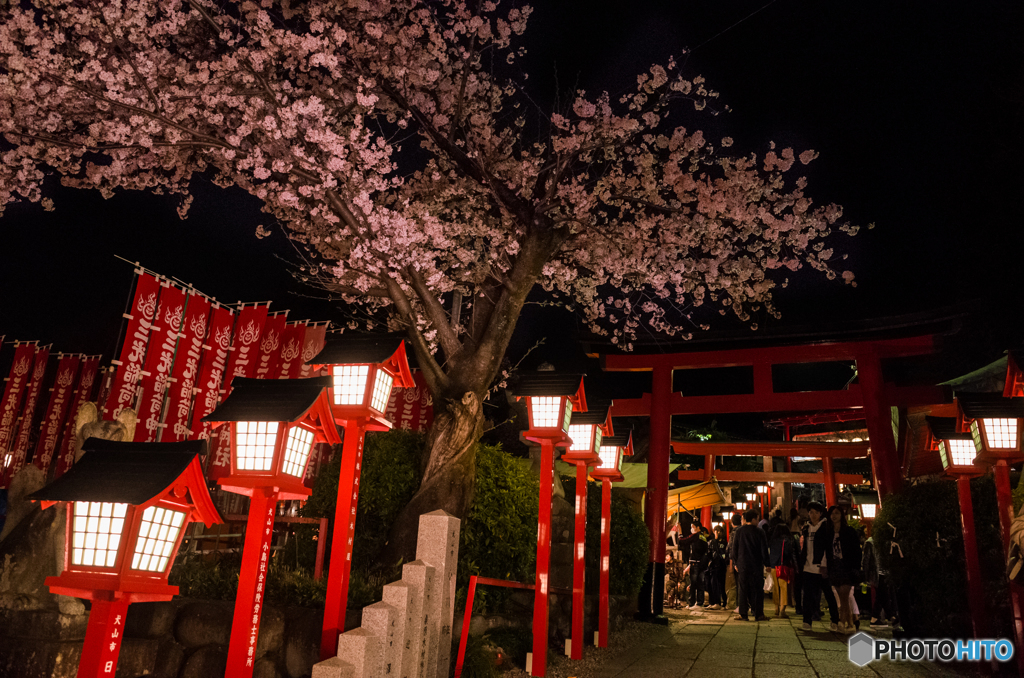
[169,551,327,607]
[874,476,1011,639]
[561,477,650,597]
[457,443,540,612]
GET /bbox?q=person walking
[769,523,797,618]
[799,501,839,631]
[814,505,861,633]
[730,509,769,621]
[707,524,728,609]
[862,530,898,628]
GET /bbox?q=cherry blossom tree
[0,0,857,553]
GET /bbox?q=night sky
[1,2,1021,388]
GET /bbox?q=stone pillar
[361,601,396,675]
[382,582,413,678]
[401,560,435,678]
[415,510,461,678]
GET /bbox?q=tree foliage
[0,0,859,527]
[1,0,856,364]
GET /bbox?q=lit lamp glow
[859,503,877,519]
[305,333,415,661]
[204,377,341,678]
[30,439,220,678]
[511,372,586,675]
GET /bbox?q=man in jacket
[679,521,709,609]
[730,509,769,621]
[799,501,838,631]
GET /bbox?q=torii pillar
[641,366,671,620]
[855,351,903,498]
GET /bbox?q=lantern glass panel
[236,421,279,471]
[562,399,573,432]
[530,397,563,429]
[945,439,975,466]
[370,370,394,413]
[332,365,369,405]
[982,418,1018,450]
[71,501,127,568]
[860,504,877,518]
[131,506,185,573]
[568,425,595,452]
[282,426,316,477]
[598,445,620,471]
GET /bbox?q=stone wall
[0,598,345,678]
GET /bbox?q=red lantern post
[513,373,586,677]
[591,433,630,648]
[203,377,341,678]
[929,416,987,639]
[305,334,414,661]
[957,393,1024,672]
[563,406,610,660]
[29,439,221,678]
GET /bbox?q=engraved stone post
[401,560,435,678]
[382,581,413,678]
[416,510,461,678]
[336,627,383,678]
[361,600,397,675]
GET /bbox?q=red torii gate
[602,334,946,620]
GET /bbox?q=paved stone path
[589,608,967,678]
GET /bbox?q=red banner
[298,323,328,378]
[0,343,37,475]
[54,356,101,479]
[32,354,81,475]
[4,345,51,485]
[161,293,211,442]
[190,304,236,442]
[209,304,269,479]
[105,272,162,419]
[224,304,270,393]
[385,370,435,433]
[135,284,187,442]
[254,312,288,380]
[276,322,307,379]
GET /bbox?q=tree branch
[403,266,463,360]
[382,276,448,395]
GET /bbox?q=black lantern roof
[307,333,406,365]
[926,416,968,440]
[958,392,1024,419]
[569,408,610,426]
[602,434,631,447]
[29,439,206,505]
[204,376,331,423]
[511,373,585,397]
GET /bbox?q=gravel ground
[501,620,651,678]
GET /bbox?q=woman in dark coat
[769,523,798,618]
[813,505,861,633]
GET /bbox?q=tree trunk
[380,388,483,565]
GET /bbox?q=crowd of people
[665,497,900,633]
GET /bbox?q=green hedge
[457,443,540,611]
[299,429,424,572]
[874,476,1011,638]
